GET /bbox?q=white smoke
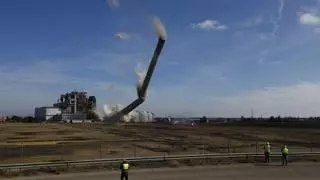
[103,104,114,116]
[96,103,155,123]
[135,63,147,92]
[96,61,154,123]
[93,109,104,120]
[152,16,167,40]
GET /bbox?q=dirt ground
[1,122,320,164]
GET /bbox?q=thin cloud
[239,16,263,28]
[259,34,269,40]
[300,5,319,15]
[167,61,179,66]
[108,83,116,91]
[298,1,320,25]
[107,0,120,8]
[299,13,320,25]
[95,82,132,94]
[259,50,269,55]
[298,1,320,33]
[0,85,11,91]
[270,60,282,64]
[191,20,228,30]
[115,32,130,40]
[147,80,320,117]
[86,52,147,78]
[0,61,72,85]
[258,58,264,64]
[215,82,320,117]
[258,58,281,65]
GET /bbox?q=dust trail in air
[271,0,285,36]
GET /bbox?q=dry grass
[1,122,320,164]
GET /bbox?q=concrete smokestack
[103,16,167,123]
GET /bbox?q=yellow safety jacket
[264,144,271,153]
[282,147,288,155]
[122,163,129,170]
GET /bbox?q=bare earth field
[1,122,320,164]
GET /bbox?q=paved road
[9,163,320,180]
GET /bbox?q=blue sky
[1,0,320,117]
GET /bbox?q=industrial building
[34,107,61,121]
[0,116,7,123]
[35,91,96,122]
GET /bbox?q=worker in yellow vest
[264,141,271,163]
[281,145,289,166]
[120,160,130,180]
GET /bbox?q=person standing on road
[264,141,271,163]
[120,160,130,180]
[281,145,289,166]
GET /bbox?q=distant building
[35,90,97,122]
[199,116,208,124]
[34,107,61,121]
[53,91,96,121]
[0,116,7,123]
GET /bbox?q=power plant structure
[35,90,97,122]
[53,91,96,121]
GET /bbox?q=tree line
[4,116,37,123]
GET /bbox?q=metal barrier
[1,152,320,170]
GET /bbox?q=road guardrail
[1,152,320,170]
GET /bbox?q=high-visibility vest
[264,145,271,153]
[123,163,129,170]
[282,147,288,155]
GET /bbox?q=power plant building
[35,91,96,122]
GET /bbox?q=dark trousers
[264,152,270,163]
[121,172,128,180]
[282,154,288,166]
